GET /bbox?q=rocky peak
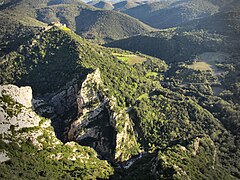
[77,68,103,115]
[68,68,140,162]
[0,84,41,137]
[67,68,116,161]
[0,84,114,178]
[0,84,32,108]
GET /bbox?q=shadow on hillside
[32,79,83,142]
[75,9,94,37]
[30,68,92,142]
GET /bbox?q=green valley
[0,0,240,179]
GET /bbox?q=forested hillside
[123,0,235,29]
[107,8,240,62]
[0,0,154,43]
[0,0,240,179]
[1,21,240,179]
[90,1,114,10]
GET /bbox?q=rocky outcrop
[68,68,140,162]
[78,68,102,114]
[0,71,141,164]
[49,78,80,116]
[32,99,55,118]
[0,152,10,163]
[0,85,41,137]
[0,84,32,108]
[68,69,116,160]
[0,73,140,167]
[192,137,200,156]
[33,75,88,119]
[32,76,87,142]
[0,84,114,179]
[0,71,140,164]
[68,68,104,137]
[0,84,51,161]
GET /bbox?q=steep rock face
[68,68,140,162]
[33,77,83,118]
[77,68,102,115]
[0,84,47,162]
[0,84,114,179]
[0,70,140,164]
[0,85,32,108]
[0,85,41,137]
[0,84,59,148]
[33,76,87,141]
[0,152,10,163]
[49,78,80,116]
[68,68,116,161]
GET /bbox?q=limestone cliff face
[68,68,115,160]
[78,68,102,115]
[0,85,60,148]
[33,75,90,120]
[0,71,140,164]
[32,76,86,141]
[0,84,114,178]
[0,85,32,108]
[0,84,47,162]
[0,85,41,137]
[68,68,140,162]
[49,78,80,116]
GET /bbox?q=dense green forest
[1,23,240,179]
[122,0,238,29]
[0,0,154,43]
[0,0,240,179]
[0,94,114,179]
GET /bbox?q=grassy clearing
[188,52,229,75]
[113,53,147,65]
[188,61,212,71]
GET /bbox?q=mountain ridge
[0,0,154,43]
[121,0,238,29]
[0,0,240,179]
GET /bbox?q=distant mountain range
[0,0,154,43]
[88,0,239,29]
[123,0,237,28]
[106,7,240,62]
[1,0,240,179]
[88,0,172,11]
